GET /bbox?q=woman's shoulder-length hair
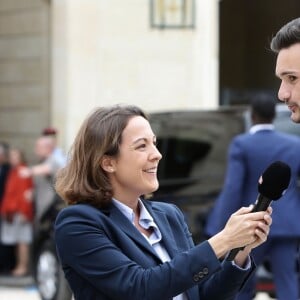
[55,104,148,208]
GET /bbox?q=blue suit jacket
[206,129,300,237]
[55,200,254,300]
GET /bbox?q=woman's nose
[152,146,162,161]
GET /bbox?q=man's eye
[289,75,297,82]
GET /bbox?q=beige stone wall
[51,0,219,151]
[0,0,50,163]
[0,0,220,156]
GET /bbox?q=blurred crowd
[0,127,66,277]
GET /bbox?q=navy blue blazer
[206,129,300,237]
[55,200,254,300]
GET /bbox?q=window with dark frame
[150,0,195,29]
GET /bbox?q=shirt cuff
[231,255,251,270]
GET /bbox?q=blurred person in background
[0,147,33,276]
[0,142,10,203]
[20,135,65,223]
[205,94,300,300]
[0,141,15,273]
[42,127,67,167]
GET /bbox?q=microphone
[226,161,291,261]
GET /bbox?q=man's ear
[101,155,115,173]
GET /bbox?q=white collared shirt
[112,198,187,300]
[249,124,274,134]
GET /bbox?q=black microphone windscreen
[258,161,291,200]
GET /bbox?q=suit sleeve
[171,204,255,300]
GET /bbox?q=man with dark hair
[270,17,300,123]
[205,94,300,299]
[266,18,300,299]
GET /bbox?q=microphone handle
[251,195,272,212]
[226,195,272,261]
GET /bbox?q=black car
[32,104,300,300]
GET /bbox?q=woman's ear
[101,155,115,173]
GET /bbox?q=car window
[150,110,246,197]
[157,137,211,180]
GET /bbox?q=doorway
[219,0,300,105]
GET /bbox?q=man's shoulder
[230,132,251,145]
[274,130,300,142]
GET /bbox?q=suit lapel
[107,201,179,260]
[108,204,161,261]
[143,201,179,258]
[104,202,196,299]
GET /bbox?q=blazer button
[203,267,208,275]
[193,274,200,282]
[198,272,204,278]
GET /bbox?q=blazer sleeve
[199,258,255,299]
[170,204,255,300]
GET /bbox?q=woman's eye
[137,144,146,149]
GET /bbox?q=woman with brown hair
[54,104,272,300]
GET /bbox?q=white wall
[51,0,219,151]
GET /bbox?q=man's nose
[278,82,290,102]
